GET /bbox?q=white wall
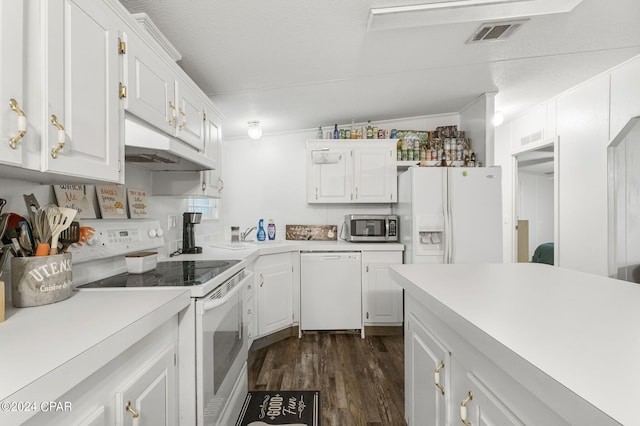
[495,54,640,276]
[459,93,495,166]
[223,114,460,241]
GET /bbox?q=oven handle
[202,271,253,312]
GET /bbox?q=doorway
[512,137,558,265]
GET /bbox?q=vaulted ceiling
[119,0,640,139]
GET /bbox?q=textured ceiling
[119,0,640,139]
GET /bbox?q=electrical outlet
[168,215,177,230]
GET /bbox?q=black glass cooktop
[77,260,241,288]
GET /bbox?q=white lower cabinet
[405,312,450,426]
[404,295,615,426]
[255,252,295,337]
[243,260,257,347]
[73,407,106,426]
[22,318,178,426]
[450,364,524,426]
[362,251,403,325]
[115,344,177,426]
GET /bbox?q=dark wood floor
[248,332,406,426]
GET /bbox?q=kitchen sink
[210,242,257,250]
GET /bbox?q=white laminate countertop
[168,240,404,263]
[390,262,640,426]
[0,288,190,421]
[204,240,404,256]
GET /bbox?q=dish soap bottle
[257,219,266,241]
[267,219,276,240]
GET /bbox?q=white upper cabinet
[123,29,208,152]
[203,107,224,195]
[307,143,352,203]
[123,28,176,137]
[174,77,205,151]
[42,0,123,182]
[353,145,397,203]
[307,140,397,203]
[0,1,26,167]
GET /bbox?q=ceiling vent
[468,19,528,43]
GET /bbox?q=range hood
[124,116,216,171]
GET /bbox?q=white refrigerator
[395,166,502,264]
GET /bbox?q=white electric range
[72,219,251,426]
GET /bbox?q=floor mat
[235,390,320,426]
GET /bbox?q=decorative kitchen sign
[126,187,149,218]
[53,184,97,218]
[236,390,320,426]
[95,184,127,219]
[285,225,337,241]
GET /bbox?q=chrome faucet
[241,226,257,242]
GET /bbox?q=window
[187,197,219,220]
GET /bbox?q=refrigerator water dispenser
[416,215,445,257]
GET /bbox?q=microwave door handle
[385,219,389,240]
[202,271,253,311]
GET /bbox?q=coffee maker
[182,212,202,254]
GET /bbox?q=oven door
[195,271,252,426]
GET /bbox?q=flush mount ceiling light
[366,0,584,32]
[247,121,262,140]
[492,111,505,127]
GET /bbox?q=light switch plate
[168,215,177,230]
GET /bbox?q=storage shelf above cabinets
[307,140,398,204]
[397,160,420,169]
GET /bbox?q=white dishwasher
[300,251,362,334]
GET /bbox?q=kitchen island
[390,263,636,426]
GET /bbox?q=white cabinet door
[175,79,205,150]
[123,29,176,136]
[43,0,122,182]
[0,0,26,167]
[353,145,396,203]
[116,344,177,426]
[362,251,403,325]
[405,310,450,426]
[72,406,106,426]
[450,362,525,426]
[256,253,294,336]
[204,108,224,196]
[307,144,352,203]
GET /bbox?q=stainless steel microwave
[344,214,398,242]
